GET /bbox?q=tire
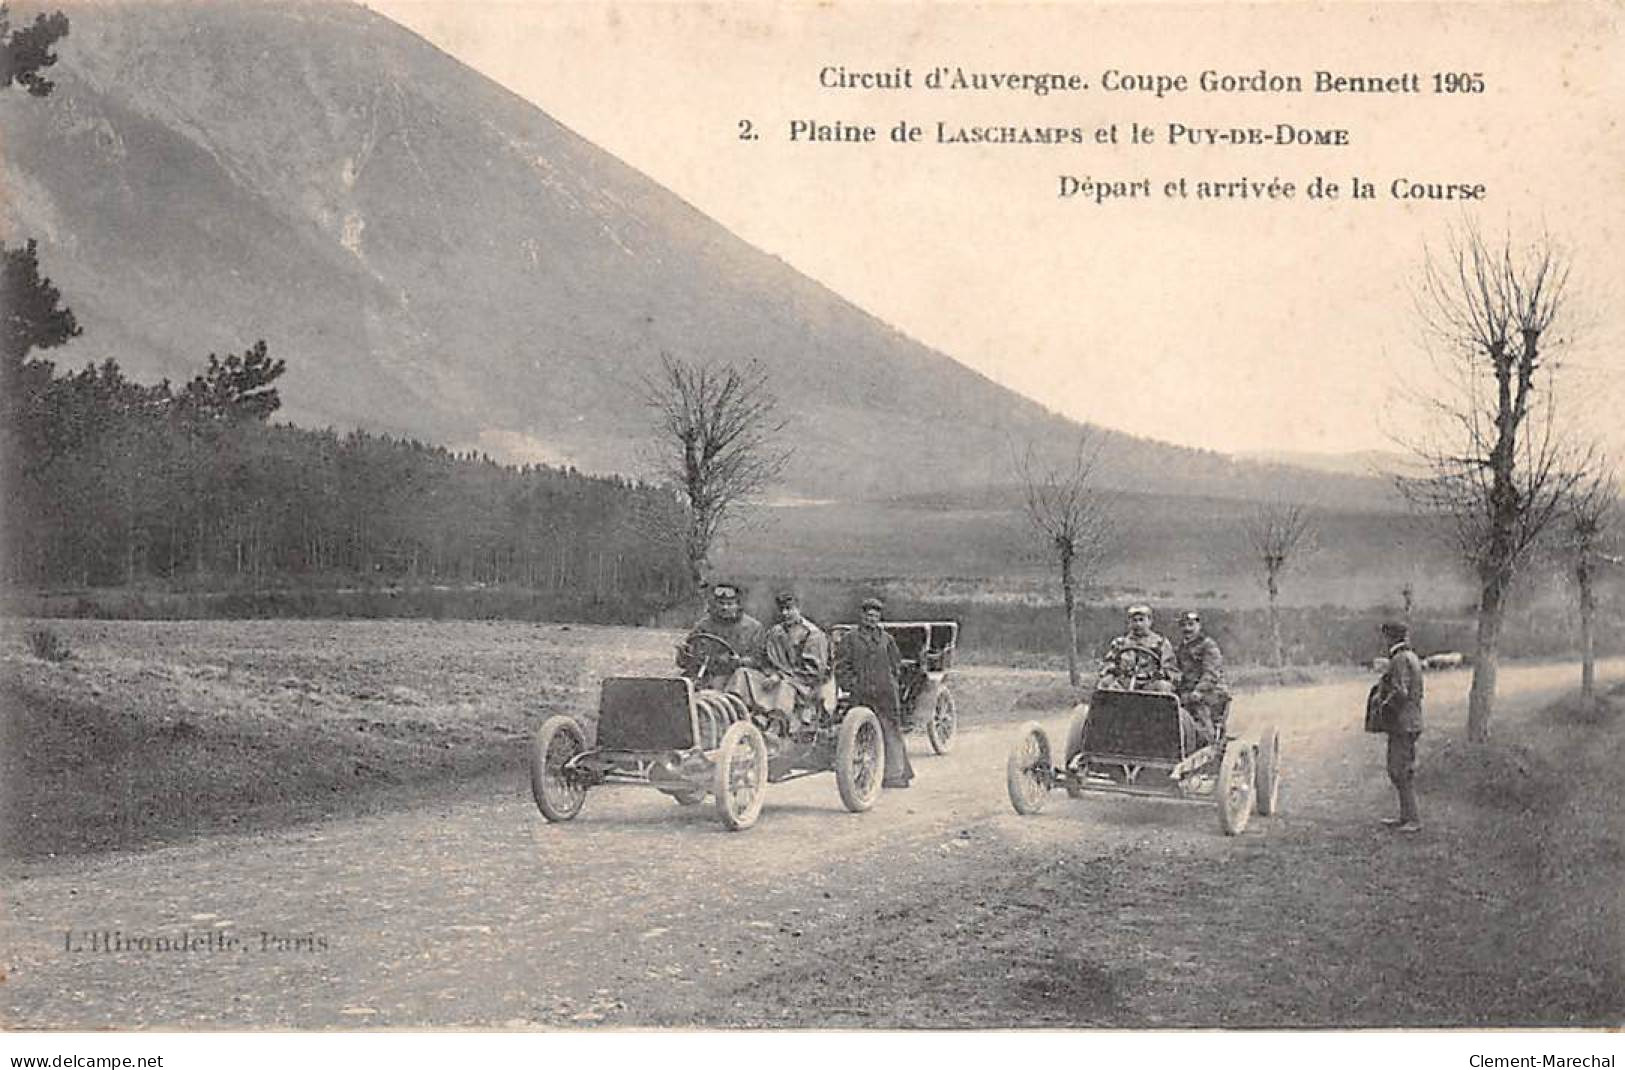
[1255,725,1282,816]
[1006,721,1054,815]
[1063,703,1090,798]
[529,715,588,822]
[835,706,885,812]
[1216,740,1256,836]
[926,687,958,755]
[713,720,768,831]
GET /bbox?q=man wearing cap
[837,596,912,788]
[1097,604,1177,692]
[677,583,765,690]
[1175,611,1230,745]
[726,591,832,732]
[1371,620,1425,832]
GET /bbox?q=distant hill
[1236,449,1420,481]
[1,0,1392,506]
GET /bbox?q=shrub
[27,628,72,662]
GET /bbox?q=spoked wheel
[1255,725,1282,816]
[926,687,958,755]
[530,715,588,822]
[1063,703,1090,798]
[835,706,885,812]
[713,720,768,831]
[1216,740,1257,836]
[1006,720,1055,815]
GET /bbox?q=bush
[1420,736,1567,816]
[26,628,71,662]
[1543,686,1624,726]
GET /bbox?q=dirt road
[3,659,1619,1029]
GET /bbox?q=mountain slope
[0,0,1392,506]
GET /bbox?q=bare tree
[1241,500,1316,668]
[1563,470,1618,703]
[641,353,790,592]
[1016,433,1116,686]
[1398,224,1588,741]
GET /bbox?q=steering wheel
[679,632,740,680]
[1106,645,1164,689]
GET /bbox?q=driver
[1096,604,1177,692]
[676,582,765,689]
[725,590,832,733]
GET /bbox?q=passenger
[1174,611,1230,745]
[676,582,765,689]
[1096,604,1177,692]
[726,591,832,733]
[837,596,913,789]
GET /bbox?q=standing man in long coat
[1371,620,1425,832]
[837,596,913,789]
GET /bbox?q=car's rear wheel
[530,715,588,822]
[926,687,957,755]
[1216,741,1256,836]
[1063,703,1090,798]
[713,720,768,831]
[835,706,885,812]
[1006,721,1054,815]
[1255,725,1282,816]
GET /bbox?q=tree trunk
[1468,577,1506,742]
[1578,562,1596,700]
[1061,550,1079,687]
[1266,571,1284,668]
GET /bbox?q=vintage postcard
[1,0,1621,1059]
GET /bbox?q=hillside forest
[0,239,691,620]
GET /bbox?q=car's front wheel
[1216,741,1256,836]
[1006,721,1054,815]
[713,720,768,831]
[530,715,588,822]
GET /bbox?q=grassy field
[716,489,1480,611]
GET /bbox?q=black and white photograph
[1,0,1622,1058]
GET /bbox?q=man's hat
[1126,603,1152,617]
[860,596,884,611]
[774,590,799,608]
[1179,611,1201,624]
[1380,620,1409,639]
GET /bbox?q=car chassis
[530,675,887,832]
[1005,686,1282,835]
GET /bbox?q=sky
[369,0,1624,460]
